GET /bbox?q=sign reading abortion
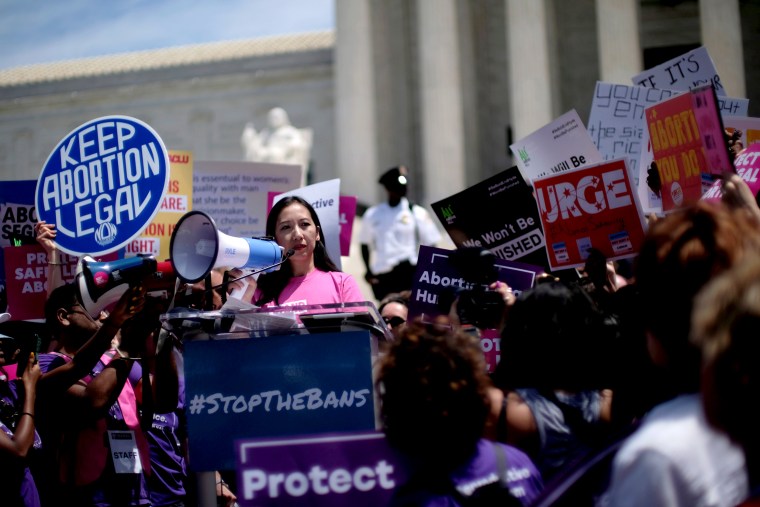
[408,245,543,370]
[35,116,170,256]
[236,432,408,507]
[184,331,376,471]
[644,87,731,212]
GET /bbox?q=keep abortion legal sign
[35,116,170,256]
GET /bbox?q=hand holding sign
[34,221,57,256]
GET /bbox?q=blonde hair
[691,256,760,445]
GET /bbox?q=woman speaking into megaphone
[250,196,364,307]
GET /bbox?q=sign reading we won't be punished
[35,116,170,256]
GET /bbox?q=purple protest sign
[408,245,544,323]
[236,431,409,507]
[408,245,544,372]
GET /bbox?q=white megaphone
[169,210,285,283]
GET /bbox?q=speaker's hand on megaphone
[225,268,258,302]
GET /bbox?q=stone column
[334,0,378,206]
[699,0,746,98]
[505,0,553,140]
[416,0,467,204]
[596,0,643,83]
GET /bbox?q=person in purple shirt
[377,318,543,506]
[32,282,145,507]
[0,342,41,507]
[125,341,188,507]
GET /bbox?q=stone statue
[241,107,313,186]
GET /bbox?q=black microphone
[207,248,295,293]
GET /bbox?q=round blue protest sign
[35,116,170,256]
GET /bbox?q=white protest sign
[632,46,727,96]
[0,202,37,248]
[588,82,677,184]
[273,179,342,270]
[193,161,301,238]
[510,109,604,182]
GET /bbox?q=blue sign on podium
[184,331,376,471]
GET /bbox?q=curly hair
[254,195,341,306]
[377,318,491,470]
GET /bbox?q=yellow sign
[126,150,193,261]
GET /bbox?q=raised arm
[0,353,41,461]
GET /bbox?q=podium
[160,301,389,476]
[161,300,392,344]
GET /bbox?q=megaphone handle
[203,275,214,311]
[221,271,231,305]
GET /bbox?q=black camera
[445,247,506,330]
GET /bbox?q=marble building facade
[0,0,757,209]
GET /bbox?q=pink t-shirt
[253,269,365,308]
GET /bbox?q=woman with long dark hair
[252,196,364,307]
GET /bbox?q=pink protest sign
[702,144,760,202]
[3,245,117,321]
[338,196,357,256]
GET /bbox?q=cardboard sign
[184,331,376,471]
[236,432,408,507]
[430,167,548,269]
[35,116,170,256]
[126,150,193,261]
[510,109,604,182]
[533,159,646,270]
[588,82,678,184]
[632,46,727,97]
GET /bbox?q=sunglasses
[383,316,406,328]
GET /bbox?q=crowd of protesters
[3,157,760,507]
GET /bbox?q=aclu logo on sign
[35,116,170,256]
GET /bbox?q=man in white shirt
[360,166,441,301]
